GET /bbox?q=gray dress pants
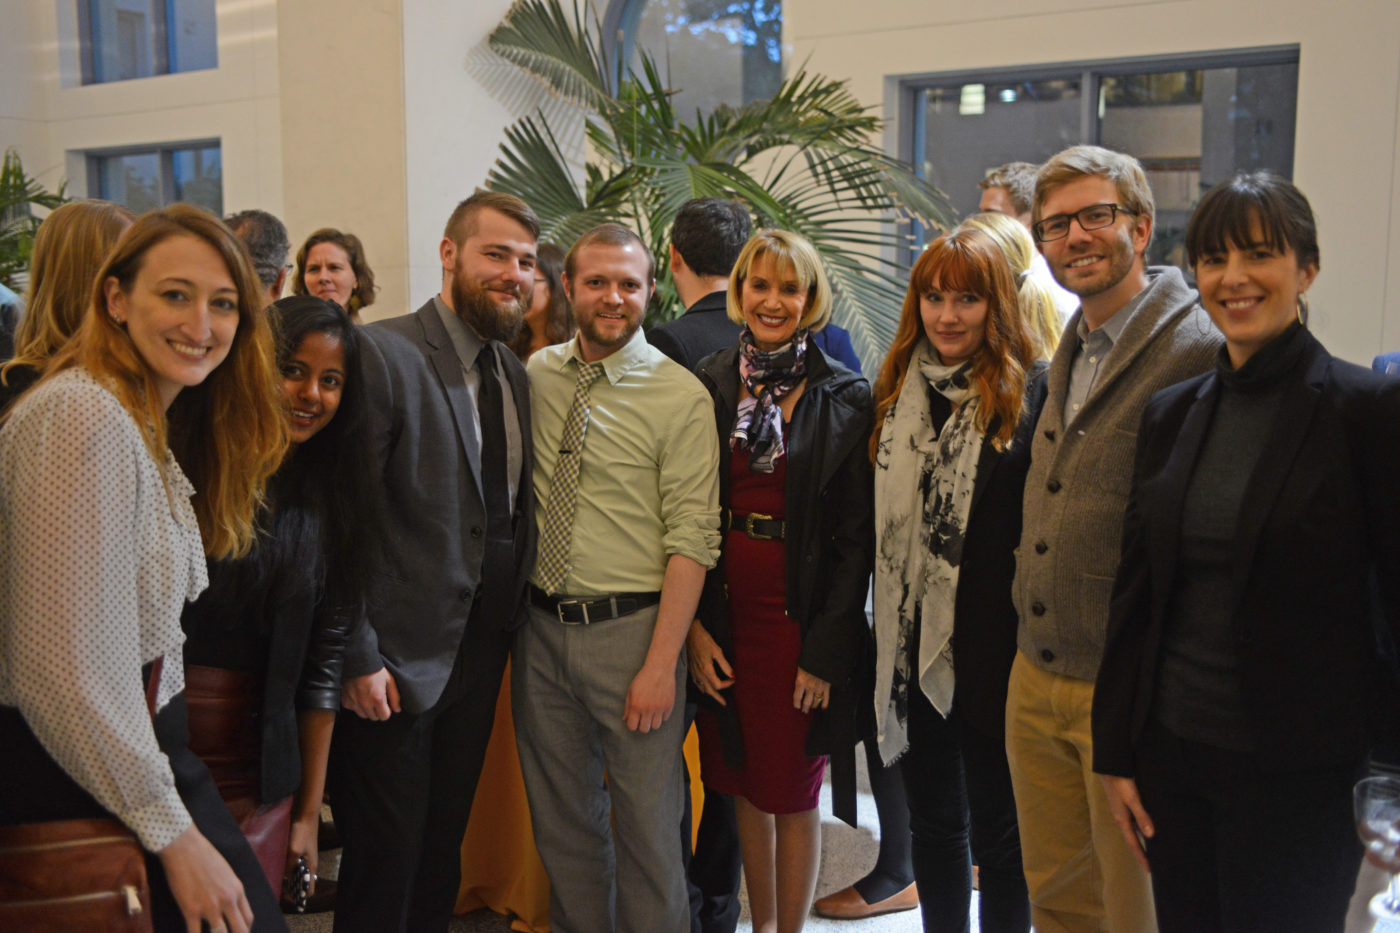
[514,602,689,933]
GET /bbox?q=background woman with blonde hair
[690,229,874,933]
[0,204,288,932]
[960,210,1063,359]
[0,198,134,408]
[870,225,1043,932]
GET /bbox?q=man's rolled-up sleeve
[657,389,721,570]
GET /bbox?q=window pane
[923,77,1082,221]
[172,145,223,215]
[96,152,162,214]
[170,0,218,73]
[628,0,782,115]
[92,143,222,215]
[1100,62,1298,266]
[85,0,216,85]
[90,0,163,82]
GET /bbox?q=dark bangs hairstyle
[1185,171,1320,272]
[870,227,1037,461]
[265,296,380,614]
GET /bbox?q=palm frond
[481,0,960,364]
[0,148,67,291]
[487,0,613,113]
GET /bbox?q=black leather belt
[529,585,661,625]
[727,510,785,541]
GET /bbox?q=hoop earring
[1296,293,1309,326]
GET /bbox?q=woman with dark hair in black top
[1093,172,1400,932]
[182,296,380,902]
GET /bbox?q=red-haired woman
[869,225,1043,932]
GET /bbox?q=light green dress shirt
[527,328,721,596]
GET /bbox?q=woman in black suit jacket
[868,226,1043,933]
[1093,172,1400,932]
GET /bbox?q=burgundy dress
[698,442,827,814]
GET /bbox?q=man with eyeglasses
[1008,145,1221,933]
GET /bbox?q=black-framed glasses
[1033,203,1138,242]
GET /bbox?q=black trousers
[1135,720,1364,933]
[899,690,1029,933]
[0,698,287,932]
[329,619,511,933]
[680,701,743,933]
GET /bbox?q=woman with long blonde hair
[959,210,1064,359]
[0,199,134,408]
[0,204,289,933]
[869,225,1043,932]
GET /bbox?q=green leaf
[0,148,68,291]
[481,0,960,367]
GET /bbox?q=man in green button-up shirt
[514,222,721,933]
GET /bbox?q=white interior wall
[276,0,409,318]
[400,0,525,315]
[5,0,282,217]
[0,3,51,185]
[789,0,1400,364]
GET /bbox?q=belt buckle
[744,512,776,540]
[555,598,589,625]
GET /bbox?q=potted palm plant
[483,0,955,367]
[0,148,67,294]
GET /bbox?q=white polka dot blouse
[0,367,209,851]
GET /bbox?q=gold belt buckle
[745,512,776,540]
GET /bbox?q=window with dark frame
[903,48,1299,269]
[88,142,223,216]
[78,0,217,86]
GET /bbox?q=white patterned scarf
[872,340,984,764]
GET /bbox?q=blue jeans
[899,689,1029,933]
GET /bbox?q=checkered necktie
[535,360,606,594]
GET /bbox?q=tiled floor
[288,751,932,932]
[287,748,1394,933]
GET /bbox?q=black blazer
[346,301,536,714]
[949,364,1047,738]
[648,292,734,371]
[1093,331,1400,776]
[694,344,874,824]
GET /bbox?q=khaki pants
[1004,650,1156,933]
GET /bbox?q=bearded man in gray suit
[330,191,539,933]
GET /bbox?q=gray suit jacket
[1014,266,1221,681]
[345,300,536,714]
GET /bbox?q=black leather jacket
[694,343,874,824]
[182,507,348,803]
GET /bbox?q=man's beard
[451,273,525,344]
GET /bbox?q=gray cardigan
[1014,266,1221,681]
